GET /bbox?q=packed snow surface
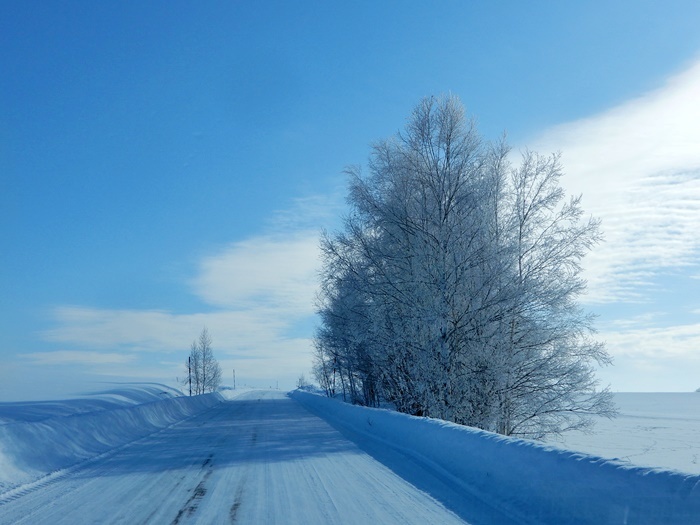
[0,386,698,524]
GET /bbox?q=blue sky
[2,1,700,400]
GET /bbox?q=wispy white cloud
[532,58,700,303]
[267,193,344,233]
[42,300,317,382]
[39,197,330,387]
[191,231,321,313]
[588,310,700,391]
[599,322,700,362]
[43,307,195,351]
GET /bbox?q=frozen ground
[0,386,698,524]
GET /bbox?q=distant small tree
[297,373,308,389]
[188,340,202,394]
[184,327,222,394]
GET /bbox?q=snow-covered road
[0,390,497,524]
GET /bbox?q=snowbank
[291,390,700,525]
[0,384,184,424]
[0,386,224,491]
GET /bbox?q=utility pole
[233,369,236,390]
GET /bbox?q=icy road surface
[0,390,502,524]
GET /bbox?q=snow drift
[291,390,700,525]
[3,386,698,524]
[0,385,224,492]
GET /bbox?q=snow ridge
[292,390,700,525]
[0,389,224,494]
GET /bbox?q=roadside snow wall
[291,390,700,525]
[0,392,223,491]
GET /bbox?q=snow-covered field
[546,392,700,475]
[0,386,698,524]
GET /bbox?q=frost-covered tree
[316,263,380,406]
[491,151,615,437]
[184,327,222,395]
[187,340,202,395]
[314,95,614,438]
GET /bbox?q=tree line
[313,96,615,439]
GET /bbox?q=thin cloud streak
[42,306,291,353]
[23,350,136,366]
